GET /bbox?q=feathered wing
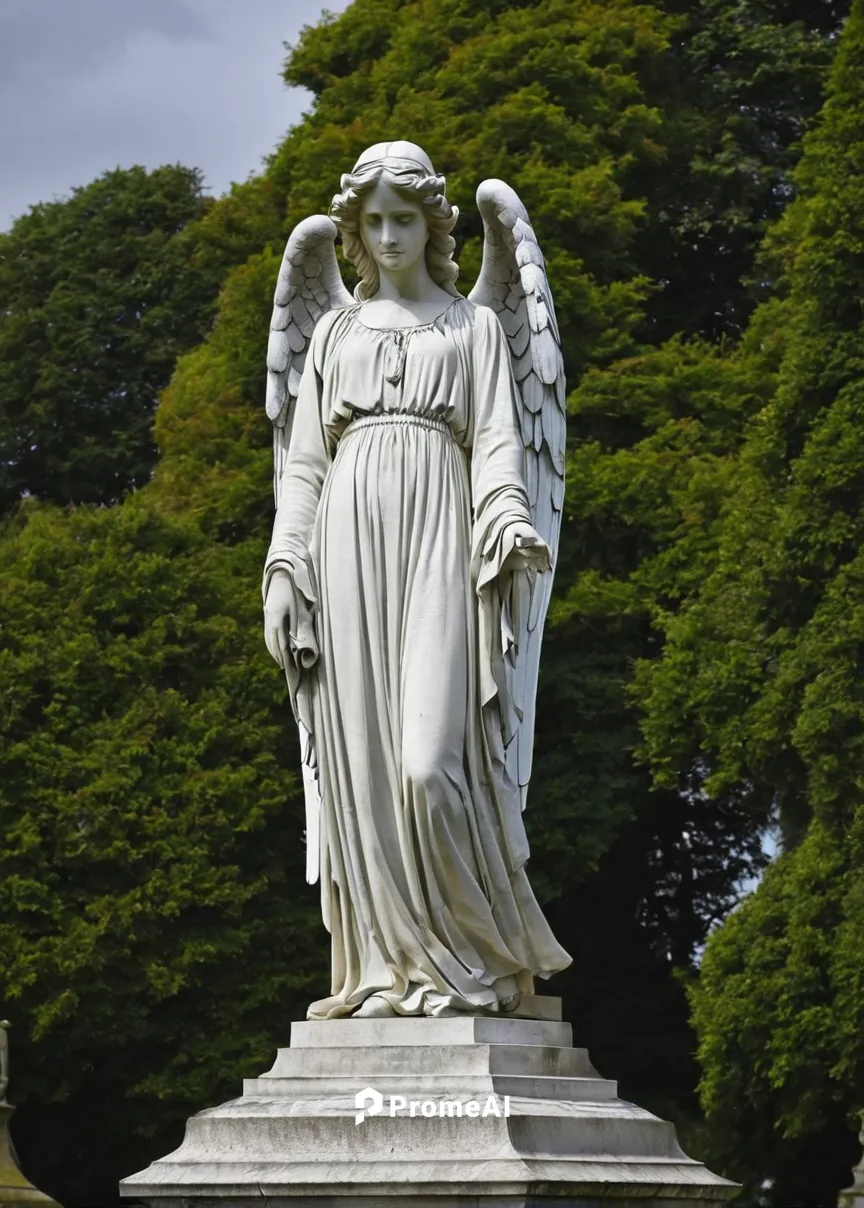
[266,215,353,505]
[469,180,567,810]
[265,215,352,883]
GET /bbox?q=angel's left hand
[502,521,552,573]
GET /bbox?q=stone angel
[262,141,572,1020]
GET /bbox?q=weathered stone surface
[289,1016,572,1050]
[124,1200,732,1208]
[503,997,562,1022]
[120,1018,738,1204]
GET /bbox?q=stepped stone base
[119,1002,738,1205]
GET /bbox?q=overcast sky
[0,0,351,232]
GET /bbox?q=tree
[636,1,864,1199]
[639,0,850,341]
[0,479,322,1207]
[639,0,864,849]
[691,822,864,1205]
[0,202,293,1208]
[0,165,223,514]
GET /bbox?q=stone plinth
[119,1004,738,1205]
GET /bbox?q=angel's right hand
[264,570,297,668]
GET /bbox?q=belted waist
[342,412,451,437]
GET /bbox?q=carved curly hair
[329,159,460,302]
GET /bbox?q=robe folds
[265,296,571,1019]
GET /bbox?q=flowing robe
[265,296,571,1019]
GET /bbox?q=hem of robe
[306,971,564,1021]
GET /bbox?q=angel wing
[266,215,353,506]
[265,215,352,884]
[468,180,567,810]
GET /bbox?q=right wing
[265,215,353,506]
[265,215,352,885]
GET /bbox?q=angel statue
[262,140,572,1021]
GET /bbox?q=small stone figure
[0,1018,62,1205]
[0,1022,9,1105]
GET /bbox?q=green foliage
[632,1,864,1199]
[690,820,864,1203]
[0,166,223,513]
[0,185,318,1201]
[639,0,850,339]
[540,334,773,892]
[0,492,324,1205]
[639,0,864,833]
[280,0,674,372]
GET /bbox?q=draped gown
[265,296,571,1019]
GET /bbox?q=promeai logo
[354,1086,511,1125]
[354,1086,384,1125]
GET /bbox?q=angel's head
[330,141,460,301]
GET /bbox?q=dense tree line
[0,2,859,1205]
[0,165,225,513]
[642,3,864,1200]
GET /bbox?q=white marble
[288,1015,571,1049]
[262,142,570,1022]
[119,1017,738,1204]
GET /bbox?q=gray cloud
[0,0,207,83]
[0,0,350,231]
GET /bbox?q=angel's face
[359,179,429,275]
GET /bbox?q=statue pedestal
[119,1005,738,1206]
[0,1105,61,1208]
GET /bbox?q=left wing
[469,179,567,808]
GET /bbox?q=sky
[0,0,351,232]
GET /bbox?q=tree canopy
[0,165,223,513]
[636,2,864,1199]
